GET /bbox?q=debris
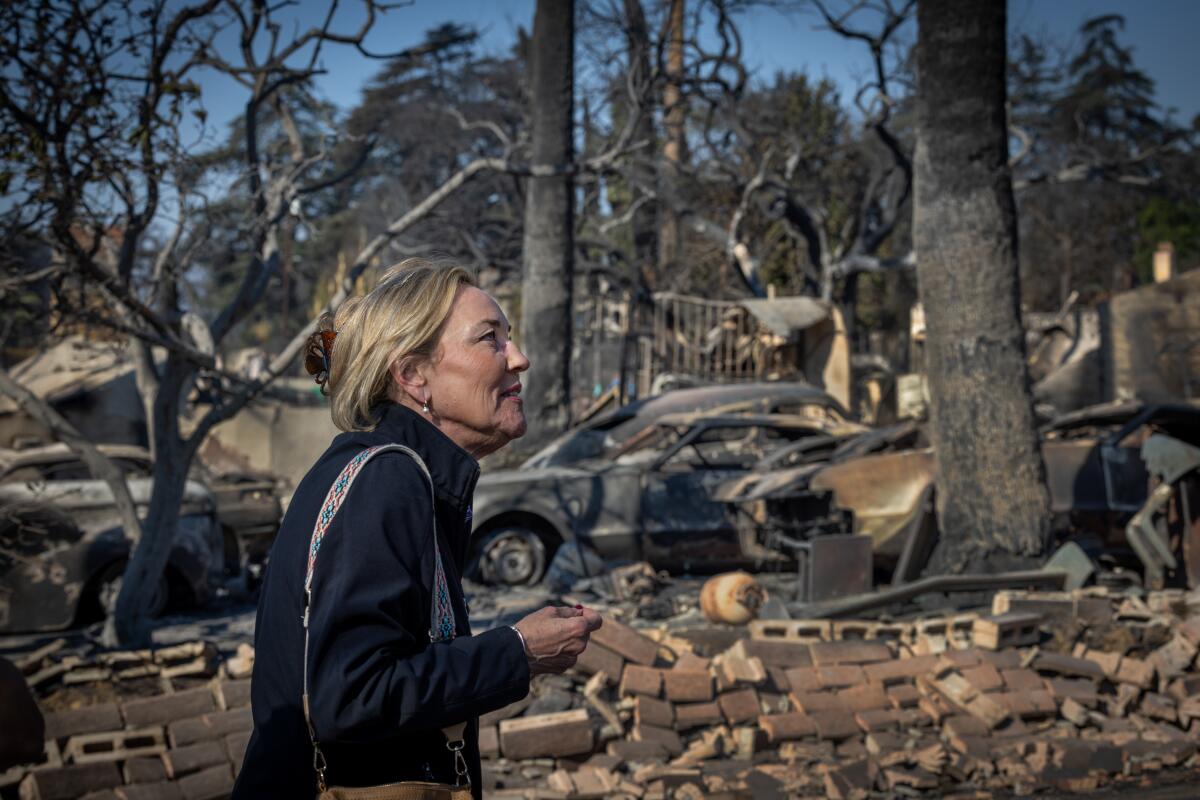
[973,612,1041,650]
[9,570,1200,800]
[590,618,660,666]
[1043,541,1096,590]
[499,709,594,760]
[699,571,767,625]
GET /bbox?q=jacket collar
[370,402,480,511]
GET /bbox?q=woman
[234,260,601,799]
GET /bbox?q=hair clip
[304,328,338,391]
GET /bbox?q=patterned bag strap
[301,445,469,793]
[303,444,457,642]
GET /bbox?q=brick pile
[6,587,1200,799]
[2,643,253,800]
[481,588,1200,799]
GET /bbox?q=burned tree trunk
[111,354,194,645]
[622,0,659,291]
[657,0,685,277]
[914,0,1051,572]
[520,0,575,444]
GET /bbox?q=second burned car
[468,387,866,586]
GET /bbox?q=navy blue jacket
[233,403,530,799]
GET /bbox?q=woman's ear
[388,356,427,407]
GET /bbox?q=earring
[422,397,430,414]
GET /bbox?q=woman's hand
[513,606,603,675]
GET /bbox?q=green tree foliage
[1012,15,1197,308]
[1135,197,1200,278]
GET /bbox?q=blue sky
[191,0,1199,139]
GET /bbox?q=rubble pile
[482,586,1200,799]
[2,642,253,800]
[5,586,1200,799]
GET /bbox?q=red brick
[672,652,709,671]
[500,709,594,760]
[162,741,227,779]
[177,763,233,800]
[816,665,866,689]
[575,642,625,682]
[739,639,813,669]
[863,656,938,685]
[43,704,123,741]
[214,679,251,710]
[479,725,499,758]
[811,711,860,741]
[122,688,215,728]
[607,739,668,762]
[823,758,874,800]
[960,664,1004,693]
[123,757,168,784]
[167,708,252,748]
[631,724,683,756]
[854,709,898,733]
[943,714,989,740]
[766,666,791,692]
[1141,693,1178,723]
[17,763,121,800]
[619,664,663,697]
[979,649,1023,670]
[758,712,816,743]
[1046,678,1100,708]
[673,701,722,730]
[717,647,767,686]
[809,641,891,665]
[1152,636,1198,679]
[887,684,921,709]
[938,649,983,669]
[895,707,934,728]
[717,689,760,725]
[223,731,250,775]
[591,618,659,666]
[995,690,1057,720]
[1168,675,1200,700]
[1033,652,1106,680]
[790,691,842,715]
[782,666,821,693]
[634,695,674,729]
[1000,668,1044,691]
[837,683,890,712]
[662,669,713,703]
[1079,648,1122,678]
[1116,656,1156,689]
[118,782,185,800]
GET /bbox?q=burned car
[0,444,223,632]
[716,403,1200,589]
[470,409,867,586]
[186,460,283,582]
[522,381,853,469]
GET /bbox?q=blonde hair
[321,258,476,432]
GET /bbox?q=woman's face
[418,286,530,458]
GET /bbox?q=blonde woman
[234,260,601,800]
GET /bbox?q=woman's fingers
[513,606,605,675]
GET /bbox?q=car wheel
[96,563,169,619]
[475,527,548,586]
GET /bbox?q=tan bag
[318,778,472,800]
[304,446,473,800]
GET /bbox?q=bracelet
[509,625,530,657]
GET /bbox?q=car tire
[473,527,549,587]
[96,562,169,620]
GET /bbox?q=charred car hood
[476,464,600,491]
[712,463,826,502]
[0,478,215,514]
